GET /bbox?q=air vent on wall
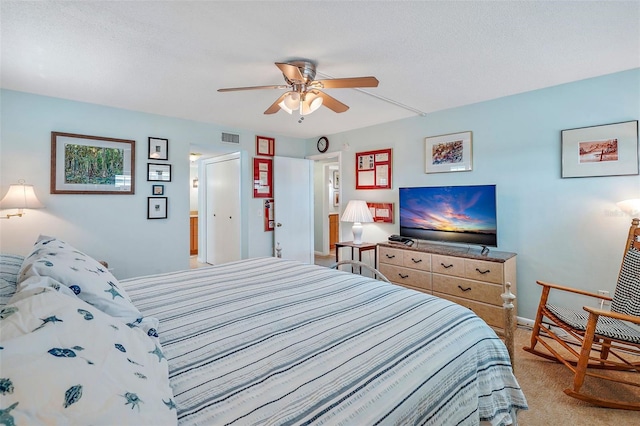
[221,132,240,144]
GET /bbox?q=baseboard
[517,316,534,328]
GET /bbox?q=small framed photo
[333,191,339,207]
[256,135,275,156]
[148,137,168,160]
[561,120,639,178]
[147,197,168,219]
[332,170,340,189]
[152,184,164,195]
[425,131,473,173]
[147,163,171,181]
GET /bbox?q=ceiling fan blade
[275,62,305,83]
[218,84,289,92]
[315,90,349,113]
[264,93,288,114]
[312,76,379,89]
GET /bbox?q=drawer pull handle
[398,273,409,279]
[440,263,454,269]
[458,285,472,292]
[386,254,396,259]
[411,258,422,264]
[476,268,491,275]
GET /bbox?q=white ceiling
[2,1,639,140]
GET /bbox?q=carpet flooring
[513,327,638,425]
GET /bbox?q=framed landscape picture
[51,132,135,194]
[561,120,639,178]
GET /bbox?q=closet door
[205,155,241,265]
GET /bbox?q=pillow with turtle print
[0,284,177,425]
[17,236,159,338]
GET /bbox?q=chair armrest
[583,306,640,325]
[536,280,612,301]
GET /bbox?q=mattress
[122,257,527,425]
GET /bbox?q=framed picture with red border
[253,157,273,198]
[256,135,275,156]
[355,148,392,189]
[367,202,394,223]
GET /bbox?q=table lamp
[341,200,374,244]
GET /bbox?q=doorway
[307,151,342,264]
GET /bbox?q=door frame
[307,151,342,256]
[198,152,243,264]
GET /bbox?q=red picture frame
[264,199,274,231]
[367,202,394,223]
[256,135,275,156]
[253,157,273,198]
[355,148,392,189]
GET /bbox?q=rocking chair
[523,218,640,410]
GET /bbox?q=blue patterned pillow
[0,254,24,307]
[18,236,158,336]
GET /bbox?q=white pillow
[18,236,159,338]
[0,285,177,425]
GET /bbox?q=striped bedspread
[122,257,527,425]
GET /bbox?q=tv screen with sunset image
[399,184,497,247]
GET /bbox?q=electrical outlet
[597,290,610,307]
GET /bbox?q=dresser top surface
[377,241,516,262]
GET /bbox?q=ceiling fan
[217,60,379,116]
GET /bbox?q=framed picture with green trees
[50,132,135,194]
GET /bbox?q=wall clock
[317,136,329,153]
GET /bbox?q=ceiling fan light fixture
[283,91,300,109]
[301,92,323,116]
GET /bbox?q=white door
[274,156,314,264]
[205,154,241,265]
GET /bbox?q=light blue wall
[0,90,307,278]
[316,69,640,320]
[2,69,638,320]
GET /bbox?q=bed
[0,236,527,425]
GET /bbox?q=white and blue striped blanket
[122,257,527,425]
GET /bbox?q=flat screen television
[399,184,497,247]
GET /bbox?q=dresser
[377,242,517,335]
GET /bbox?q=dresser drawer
[378,264,432,291]
[464,259,503,284]
[432,274,503,306]
[431,254,465,277]
[434,292,503,329]
[402,251,431,271]
[378,246,405,266]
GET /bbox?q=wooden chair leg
[569,312,598,394]
[525,286,550,352]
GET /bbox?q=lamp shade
[341,200,373,244]
[0,182,44,209]
[341,200,374,223]
[617,198,640,217]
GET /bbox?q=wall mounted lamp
[617,198,640,217]
[0,180,45,219]
[341,200,374,245]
